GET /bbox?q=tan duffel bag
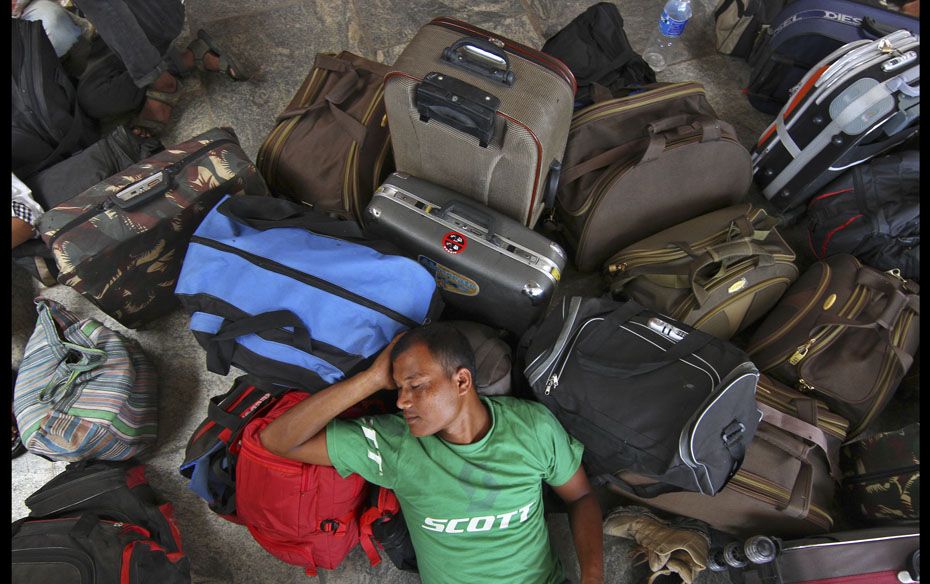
[555,82,752,271]
[256,52,393,223]
[604,204,798,340]
[604,375,848,539]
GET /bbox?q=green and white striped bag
[14,299,158,461]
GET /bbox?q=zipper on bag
[47,137,237,248]
[543,317,604,395]
[844,464,919,484]
[189,235,420,329]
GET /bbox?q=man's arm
[260,335,400,465]
[552,466,604,584]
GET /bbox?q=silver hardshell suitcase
[365,173,567,335]
[752,30,919,215]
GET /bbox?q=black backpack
[521,296,761,497]
[13,460,191,583]
[541,2,656,109]
[12,18,97,179]
[807,151,919,282]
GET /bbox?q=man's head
[390,323,476,437]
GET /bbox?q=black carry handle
[219,196,366,241]
[441,37,516,86]
[206,310,314,376]
[861,16,901,38]
[442,200,498,239]
[543,160,562,209]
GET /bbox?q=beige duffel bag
[604,204,798,340]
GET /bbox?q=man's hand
[553,466,605,584]
[365,332,404,391]
[260,333,404,465]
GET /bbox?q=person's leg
[76,51,146,121]
[71,0,178,88]
[20,0,82,58]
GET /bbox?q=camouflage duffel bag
[840,423,920,526]
[37,127,270,329]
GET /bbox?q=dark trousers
[73,0,185,88]
[77,48,146,120]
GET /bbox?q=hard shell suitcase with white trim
[365,173,567,336]
[751,30,919,216]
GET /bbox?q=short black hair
[390,323,476,382]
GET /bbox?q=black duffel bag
[806,150,919,282]
[541,2,656,109]
[521,296,760,497]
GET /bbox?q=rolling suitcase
[751,29,919,215]
[384,17,576,228]
[745,0,920,114]
[742,527,920,584]
[365,173,566,336]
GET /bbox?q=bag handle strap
[757,402,840,480]
[275,56,370,143]
[611,240,775,307]
[206,310,314,376]
[219,197,366,240]
[560,115,726,187]
[34,304,108,404]
[752,424,815,519]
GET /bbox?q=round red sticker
[442,232,467,254]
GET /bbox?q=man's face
[392,342,466,437]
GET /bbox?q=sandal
[187,29,250,81]
[130,86,182,138]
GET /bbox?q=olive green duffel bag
[604,204,798,340]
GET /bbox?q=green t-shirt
[326,396,584,584]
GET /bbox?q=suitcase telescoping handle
[441,200,498,240]
[441,37,515,86]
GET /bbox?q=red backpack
[235,390,383,576]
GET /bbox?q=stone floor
[11,1,851,583]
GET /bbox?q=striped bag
[13,299,158,461]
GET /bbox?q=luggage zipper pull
[886,268,905,282]
[797,379,815,392]
[607,262,627,275]
[544,374,559,395]
[788,340,815,365]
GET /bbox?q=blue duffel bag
[175,195,442,390]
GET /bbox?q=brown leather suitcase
[556,82,752,271]
[256,52,393,223]
[605,204,798,340]
[745,254,920,438]
[605,374,847,539]
[384,17,576,228]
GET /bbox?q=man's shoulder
[486,396,557,425]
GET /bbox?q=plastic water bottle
[642,0,693,72]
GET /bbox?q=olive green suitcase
[604,204,798,340]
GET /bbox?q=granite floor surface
[13,1,819,583]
